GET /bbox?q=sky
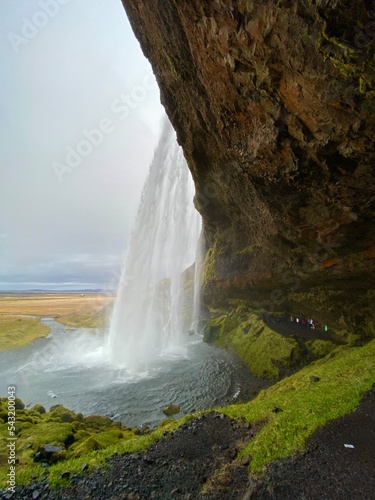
[0,0,166,291]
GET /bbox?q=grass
[0,399,196,488]
[0,293,115,350]
[306,339,338,358]
[0,316,50,351]
[1,295,374,488]
[1,338,374,488]
[212,314,301,378]
[219,339,375,473]
[0,293,114,321]
[56,308,110,328]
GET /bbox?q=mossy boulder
[94,429,124,447]
[84,415,113,429]
[15,398,25,410]
[162,404,181,416]
[19,421,75,449]
[31,404,46,414]
[28,410,44,420]
[50,405,78,423]
[17,415,34,424]
[74,430,91,441]
[16,421,33,434]
[71,437,103,457]
[73,422,89,431]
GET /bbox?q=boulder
[162,404,181,416]
[33,444,63,463]
[31,404,46,414]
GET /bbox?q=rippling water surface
[0,318,256,427]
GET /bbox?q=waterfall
[191,235,203,332]
[107,119,201,371]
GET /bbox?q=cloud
[0,0,165,290]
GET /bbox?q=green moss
[84,415,113,429]
[15,398,25,410]
[93,429,124,447]
[201,238,218,286]
[16,421,33,434]
[18,421,75,448]
[70,437,103,457]
[204,313,245,343]
[2,336,375,489]
[50,405,78,423]
[362,320,375,339]
[235,245,255,255]
[31,404,46,414]
[211,313,301,378]
[74,429,91,440]
[0,315,50,351]
[306,339,338,358]
[17,415,34,424]
[56,307,110,328]
[18,413,195,487]
[220,339,375,473]
[158,418,175,428]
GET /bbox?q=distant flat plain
[0,292,115,351]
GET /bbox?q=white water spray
[108,120,201,370]
[191,235,203,331]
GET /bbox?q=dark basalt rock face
[121,0,375,335]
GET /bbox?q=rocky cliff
[121,0,375,336]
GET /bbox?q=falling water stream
[0,120,261,427]
[107,120,201,370]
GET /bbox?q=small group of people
[289,315,316,329]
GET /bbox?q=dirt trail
[262,313,345,345]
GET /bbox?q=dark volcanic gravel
[251,386,375,500]
[8,413,257,500]
[3,387,375,500]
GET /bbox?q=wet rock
[240,454,252,466]
[162,404,180,416]
[81,463,89,472]
[310,375,320,383]
[2,493,14,500]
[61,471,71,480]
[33,444,63,463]
[272,407,283,413]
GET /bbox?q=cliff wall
[121,0,375,335]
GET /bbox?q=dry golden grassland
[0,293,114,318]
[0,293,115,351]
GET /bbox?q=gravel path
[262,313,345,344]
[250,385,375,500]
[3,388,374,499]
